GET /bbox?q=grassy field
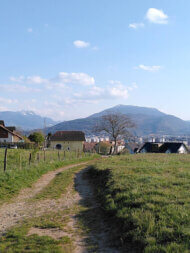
[0,149,97,204]
[87,154,190,252]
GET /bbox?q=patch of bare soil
[27,227,71,240]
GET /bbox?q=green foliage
[96,142,111,155]
[0,227,62,253]
[87,154,190,252]
[28,132,45,145]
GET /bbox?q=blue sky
[0,0,190,121]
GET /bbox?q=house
[139,142,189,154]
[0,121,23,143]
[139,142,163,153]
[50,131,85,152]
[159,142,189,154]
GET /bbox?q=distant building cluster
[127,135,190,146]
[85,136,110,143]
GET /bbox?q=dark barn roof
[159,142,188,153]
[50,131,85,141]
[139,142,161,153]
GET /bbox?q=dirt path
[0,162,87,236]
[0,162,120,252]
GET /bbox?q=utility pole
[43,118,46,149]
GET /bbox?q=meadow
[0,148,96,204]
[87,154,190,252]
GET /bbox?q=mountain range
[1,105,190,136]
[47,105,190,136]
[0,111,57,130]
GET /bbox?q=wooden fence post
[19,153,22,170]
[37,153,40,163]
[77,149,79,158]
[44,150,46,162]
[4,148,7,172]
[29,153,32,166]
[58,151,60,161]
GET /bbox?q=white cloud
[92,46,99,51]
[0,84,41,93]
[10,72,95,88]
[137,64,162,72]
[146,8,168,24]
[127,82,138,91]
[73,80,137,102]
[109,80,122,85]
[129,23,144,29]
[10,75,48,84]
[27,76,48,84]
[108,81,137,99]
[73,40,90,48]
[27,28,33,32]
[58,72,95,86]
[109,85,129,99]
[0,97,18,104]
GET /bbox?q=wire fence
[0,148,93,172]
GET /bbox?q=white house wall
[178,145,187,154]
[0,132,13,143]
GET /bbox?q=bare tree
[94,113,135,154]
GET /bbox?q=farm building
[0,121,23,143]
[50,131,85,152]
[139,142,189,154]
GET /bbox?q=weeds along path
[0,162,88,236]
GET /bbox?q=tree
[22,135,31,143]
[94,113,135,154]
[28,132,45,145]
[95,141,112,155]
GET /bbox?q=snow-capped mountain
[0,111,57,130]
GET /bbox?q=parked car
[10,145,17,149]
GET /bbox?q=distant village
[0,119,190,154]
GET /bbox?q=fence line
[0,149,93,172]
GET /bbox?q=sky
[0,0,190,121]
